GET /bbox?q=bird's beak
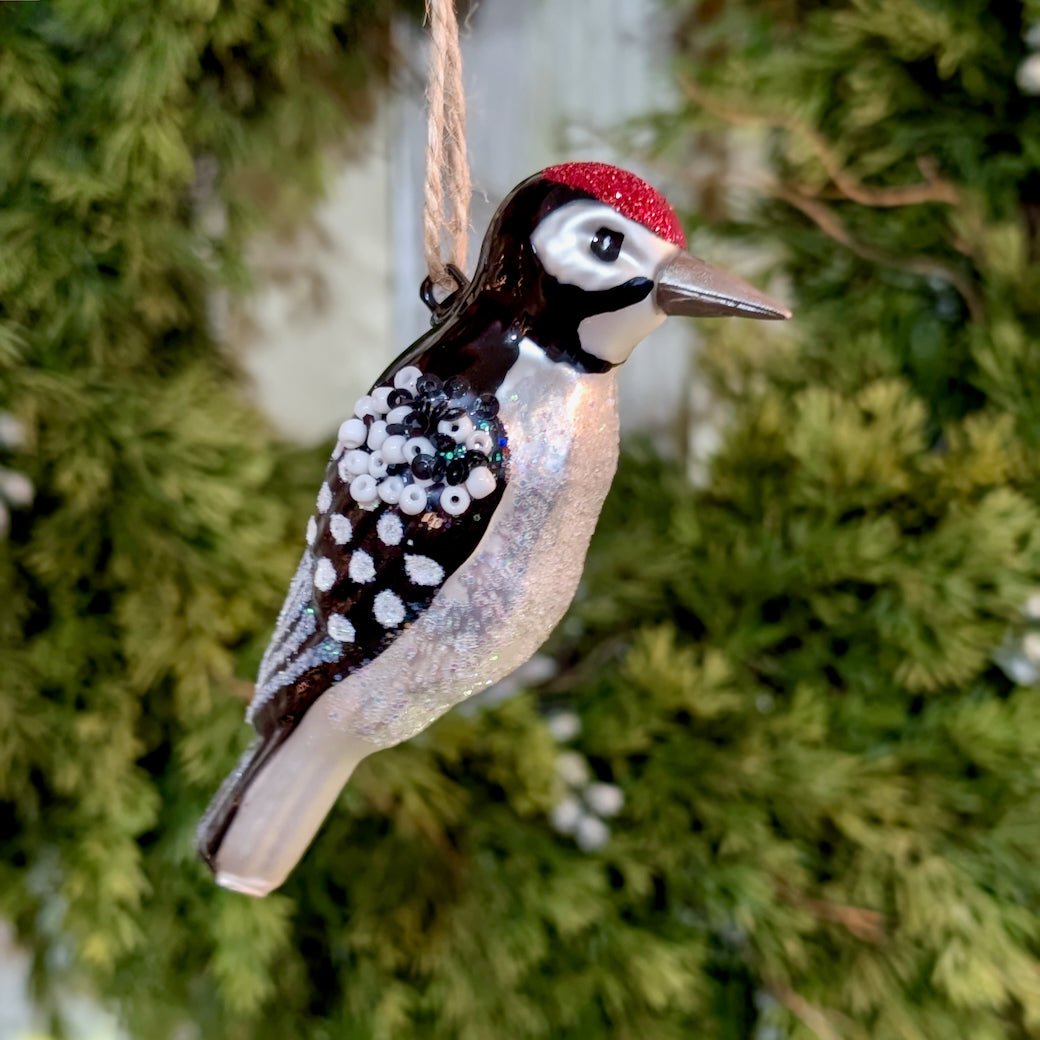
[655,251,791,321]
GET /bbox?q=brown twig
[768,979,845,1040]
[775,880,887,944]
[764,181,982,321]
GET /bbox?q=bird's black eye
[590,226,623,262]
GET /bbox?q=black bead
[433,433,456,453]
[385,423,406,436]
[416,374,442,396]
[429,454,447,480]
[387,388,412,407]
[464,450,488,469]
[441,406,466,421]
[475,393,499,418]
[446,459,469,485]
[410,454,437,480]
[444,376,469,400]
[404,411,427,433]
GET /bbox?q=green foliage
[3,0,1040,1038]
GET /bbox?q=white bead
[354,395,377,420]
[327,613,355,642]
[438,414,474,443]
[377,476,405,504]
[316,481,332,513]
[405,436,435,461]
[399,485,427,515]
[368,451,389,479]
[584,782,624,818]
[313,557,336,592]
[338,417,367,449]
[382,435,406,464]
[343,449,369,476]
[348,549,375,584]
[393,365,422,392]
[305,515,317,546]
[465,466,496,500]
[367,420,388,450]
[387,405,413,425]
[440,486,470,516]
[349,474,378,505]
[329,513,352,544]
[377,512,404,545]
[373,589,406,628]
[467,430,493,454]
[404,554,445,586]
[370,386,394,413]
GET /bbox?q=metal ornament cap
[656,251,792,321]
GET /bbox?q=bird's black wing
[246,364,510,739]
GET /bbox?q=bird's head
[471,161,790,371]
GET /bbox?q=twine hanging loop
[423,0,471,293]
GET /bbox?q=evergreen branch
[679,78,961,209]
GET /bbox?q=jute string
[423,0,470,292]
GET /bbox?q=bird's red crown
[542,161,686,249]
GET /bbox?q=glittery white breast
[320,339,620,748]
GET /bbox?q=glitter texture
[318,340,620,747]
[542,161,686,248]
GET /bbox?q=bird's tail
[196,704,374,897]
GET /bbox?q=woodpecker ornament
[199,162,790,895]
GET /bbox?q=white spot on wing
[316,482,332,513]
[327,613,355,642]
[378,512,404,546]
[329,513,352,544]
[373,589,405,628]
[314,557,336,592]
[405,554,444,587]
[348,549,375,583]
[305,515,317,546]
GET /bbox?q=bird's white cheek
[577,293,666,366]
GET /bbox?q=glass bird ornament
[198,162,790,896]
